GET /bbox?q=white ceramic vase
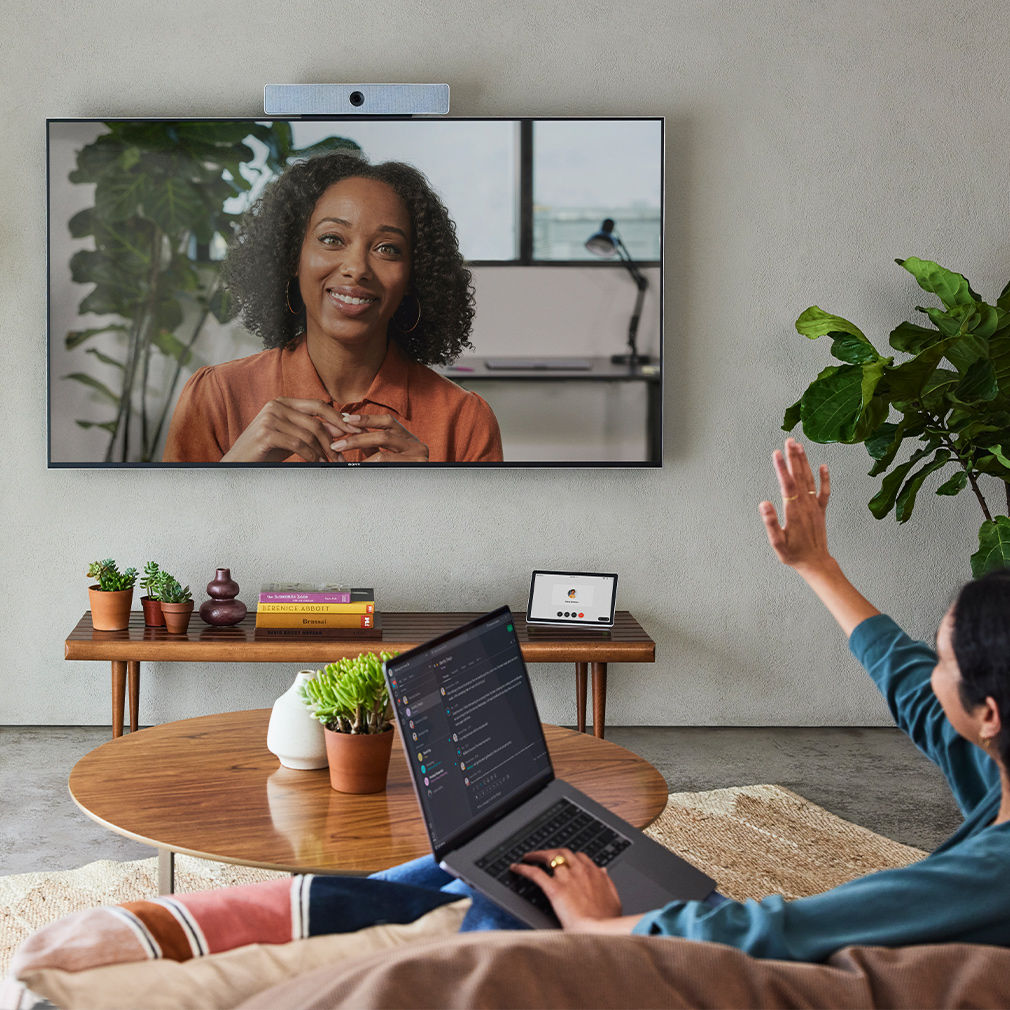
[266,671,328,770]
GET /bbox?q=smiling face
[296,176,412,351]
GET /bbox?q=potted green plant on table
[784,257,1010,576]
[139,561,164,627]
[300,651,398,794]
[153,574,194,634]
[86,559,137,631]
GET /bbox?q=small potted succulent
[86,559,137,631]
[153,573,194,634]
[300,651,398,793]
[139,561,165,627]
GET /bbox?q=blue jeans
[370,855,529,931]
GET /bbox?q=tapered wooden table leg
[575,662,588,733]
[111,661,126,738]
[591,662,608,738]
[128,661,140,733]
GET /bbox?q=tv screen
[47,117,664,467]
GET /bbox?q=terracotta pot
[88,586,134,631]
[141,595,164,627]
[323,727,394,793]
[160,600,194,635]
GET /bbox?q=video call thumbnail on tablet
[527,571,617,627]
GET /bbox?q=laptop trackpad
[610,862,686,916]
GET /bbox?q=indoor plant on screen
[86,559,137,631]
[300,652,398,793]
[784,257,1010,576]
[152,572,194,634]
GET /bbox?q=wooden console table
[65,611,655,741]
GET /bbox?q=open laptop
[383,606,715,928]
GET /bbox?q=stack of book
[254,584,380,639]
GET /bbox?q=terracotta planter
[88,586,134,631]
[323,727,394,794]
[141,595,164,627]
[160,600,194,635]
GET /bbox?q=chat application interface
[530,573,615,623]
[389,614,550,850]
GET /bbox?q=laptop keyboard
[474,798,631,917]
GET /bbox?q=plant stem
[925,410,992,522]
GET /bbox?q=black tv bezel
[46,115,665,470]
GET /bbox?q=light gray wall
[1,0,1005,727]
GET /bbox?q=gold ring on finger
[549,855,568,869]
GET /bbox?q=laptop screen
[385,607,553,856]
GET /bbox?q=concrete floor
[0,724,962,877]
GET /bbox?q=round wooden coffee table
[70,709,668,892]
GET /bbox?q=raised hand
[329,413,430,463]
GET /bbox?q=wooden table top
[65,611,655,665]
[69,709,669,875]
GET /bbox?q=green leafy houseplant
[64,121,359,462]
[86,559,137,592]
[139,561,161,596]
[152,574,192,605]
[300,652,398,735]
[785,258,1010,576]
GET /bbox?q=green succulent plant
[139,561,162,597]
[86,559,137,592]
[152,573,192,604]
[299,651,398,735]
[785,257,1010,576]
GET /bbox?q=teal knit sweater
[632,615,1010,961]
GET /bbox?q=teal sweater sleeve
[632,614,1007,960]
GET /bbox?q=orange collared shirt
[162,337,503,463]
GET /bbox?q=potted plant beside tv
[154,574,194,634]
[86,559,137,631]
[783,257,1010,576]
[299,652,398,794]
[139,561,164,627]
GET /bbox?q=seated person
[371,438,1010,960]
[163,152,502,463]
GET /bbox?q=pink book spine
[259,592,352,603]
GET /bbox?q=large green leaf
[971,517,1010,576]
[898,257,978,309]
[65,325,127,349]
[889,321,943,355]
[831,333,881,364]
[935,470,968,496]
[799,365,863,442]
[85,347,124,370]
[868,445,931,518]
[884,337,955,401]
[151,329,192,365]
[144,177,207,238]
[895,451,950,522]
[953,358,998,404]
[998,280,1010,312]
[63,372,120,405]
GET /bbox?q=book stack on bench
[254,585,381,639]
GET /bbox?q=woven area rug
[1,784,925,975]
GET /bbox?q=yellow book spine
[256,601,375,614]
[255,612,375,629]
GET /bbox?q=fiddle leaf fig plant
[300,652,398,735]
[64,120,360,462]
[784,257,1010,577]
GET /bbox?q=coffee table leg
[128,661,140,733]
[575,663,587,733]
[158,849,175,894]
[591,662,608,739]
[111,662,126,738]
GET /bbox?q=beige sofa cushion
[234,931,1010,1010]
[14,899,469,1010]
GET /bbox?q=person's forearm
[565,914,642,934]
[792,557,880,637]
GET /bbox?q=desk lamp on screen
[585,218,651,366]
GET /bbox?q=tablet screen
[526,571,617,627]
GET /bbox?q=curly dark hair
[222,151,475,366]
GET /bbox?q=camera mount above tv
[263,84,450,116]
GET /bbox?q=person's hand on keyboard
[510,847,622,930]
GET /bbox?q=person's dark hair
[952,568,1010,769]
[222,152,474,366]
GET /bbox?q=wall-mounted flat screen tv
[48,117,663,467]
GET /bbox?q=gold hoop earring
[980,733,993,750]
[394,294,421,333]
[285,278,301,315]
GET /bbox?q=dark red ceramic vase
[199,567,248,626]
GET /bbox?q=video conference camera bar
[263,84,450,117]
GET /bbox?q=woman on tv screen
[162,152,503,463]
